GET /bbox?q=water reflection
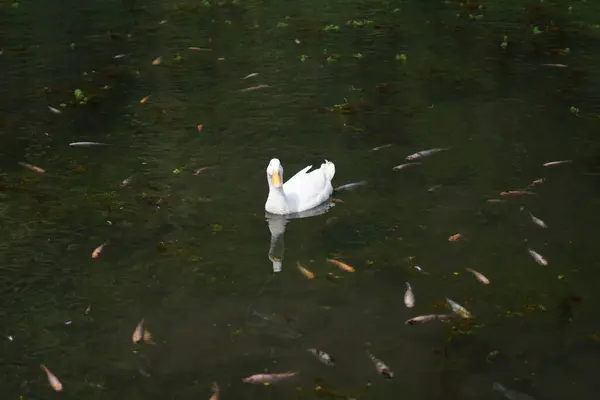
[265,200,335,273]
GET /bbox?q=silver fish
[405,147,449,161]
[528,248,548,266]
[307,348,335,366]
[404,282,415,308]
[371,144,392,151]
[335,181,367,191]
[445,297,472,318]
[239,84,270,92]
[69,142,108,147]
[493,382,536,400]
[543,160,571,167]
[120,176,133,188]
[48,106,63,114]
[392,162,421,171]
[529,213,547,228]
[366,350,393,378]
[405,314,437,325]
[242,72,259,79]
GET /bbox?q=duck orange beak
[271,171,281,187]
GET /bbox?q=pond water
[2,0,600,399]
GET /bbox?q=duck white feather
[265,158,335,215]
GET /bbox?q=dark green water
[3,0,600,398]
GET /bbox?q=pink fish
[242,372,297,384]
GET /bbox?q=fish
[18,162,45,174]
[465,268,489,284]
[493,382,536,400]
[152,56,162,65]
[366,350,393,378]
[140,95,151,104]
[371,144,392,151]
[543,160,572,167]
[445,297,472,318]
[197,124,204,133]
[542,63,568,68]
[296,261,315,279]
[242,372,297,384]
[335,181,367,191]
[448,233,463,242]
[392,162,421,171]
[486,350,500,363]
[143,329,155,345]
[239,84,271,92]
[120,176,133,187]
[404,282,415,308]
[529,213,547,228]
[500,190,536,196]
[132,319,144,343]
[40,364,63,392]
[188,47,212,51]
[242,72,259,79]
[405,314,438,325]
[193,166,214,175]
[405,147,449,161]
[486,199,505,203]
[209,382,220,400]
[48,106,63,114]
[327,258,355,272]
[91,242,107,259]
[69,142,108,147]
[307,348,335,366]
[531,178,546,185]
[528,248,548,266]
[113,54,127,59]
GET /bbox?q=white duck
[265,158,335,215]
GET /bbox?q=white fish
[366,350,393,378]
[335,181,367,191]
[48,106,63,114]
[445,297,472,318]
[405,148,449,161]
[242,72,259,79]
[69,142,108,147]
[528,248,548,266]
[405,314,437,325]
[371,144,392,151]
[543,160,571,167]
[493,382,536,400]
[392,162,421,171]
[120,176,133,188]
[113,54,127,59]
[465,268,490,284]
[529,213,547,228]
[307,348,335,366]
[403,282,415,308]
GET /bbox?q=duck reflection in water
[265,200,335,272]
